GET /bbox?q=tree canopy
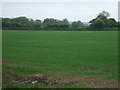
[2,17,85,30]
[89,11,117,30]
[2,11,119,31]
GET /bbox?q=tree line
[2,17,85,30]
[1,11,120,31]
[89,11,119,31]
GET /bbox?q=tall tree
[89,11,110,30]
[43,18,59,29]
[58,18,70,29]
[2,18,12,29]
[71,20,83,28]
[107,18,117,27]
[12,17,30,29]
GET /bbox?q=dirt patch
[3,71,119,88]
[62,75,118,88]
[16,74,61,87]
[2,59,13,64]
[2,71,23,85]
[74,67,99,71]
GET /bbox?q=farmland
[2,30,118,88]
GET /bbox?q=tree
[90,19,104,30]
[58,18,70,29]
[43,18,59,29]
[34,19,42,30]
[107,18,117,27]
[43,18,70,30]
[71,20,83,28]
[12,17,30,29]
[98,11,110,17]
[89,11,110,30]
[2,18,13,29]
[117,22,120,28]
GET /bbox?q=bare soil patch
[2,71,119,88]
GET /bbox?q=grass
[2,30,118,88]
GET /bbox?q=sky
[1,0,119,22]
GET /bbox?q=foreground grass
[2,30,118,88]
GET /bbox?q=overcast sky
[1,0,119,22]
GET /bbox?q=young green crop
[2,30,118,80]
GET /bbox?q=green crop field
[2,30,118,88]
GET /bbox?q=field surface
[2,30,118,88]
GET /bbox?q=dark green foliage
[90,19,104,30]
[107,18,117,27]
[117,22,120,29]
[2,17,42,30]
[12,17,30,30]
[43,18,71,30]
[2,18,12,29]
[43,18,61,29]
[71,20,83,28]
[2,17,86,30]
[89,11,118,30]
[2,11,119,31]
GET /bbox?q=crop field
[2,30,118,88]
